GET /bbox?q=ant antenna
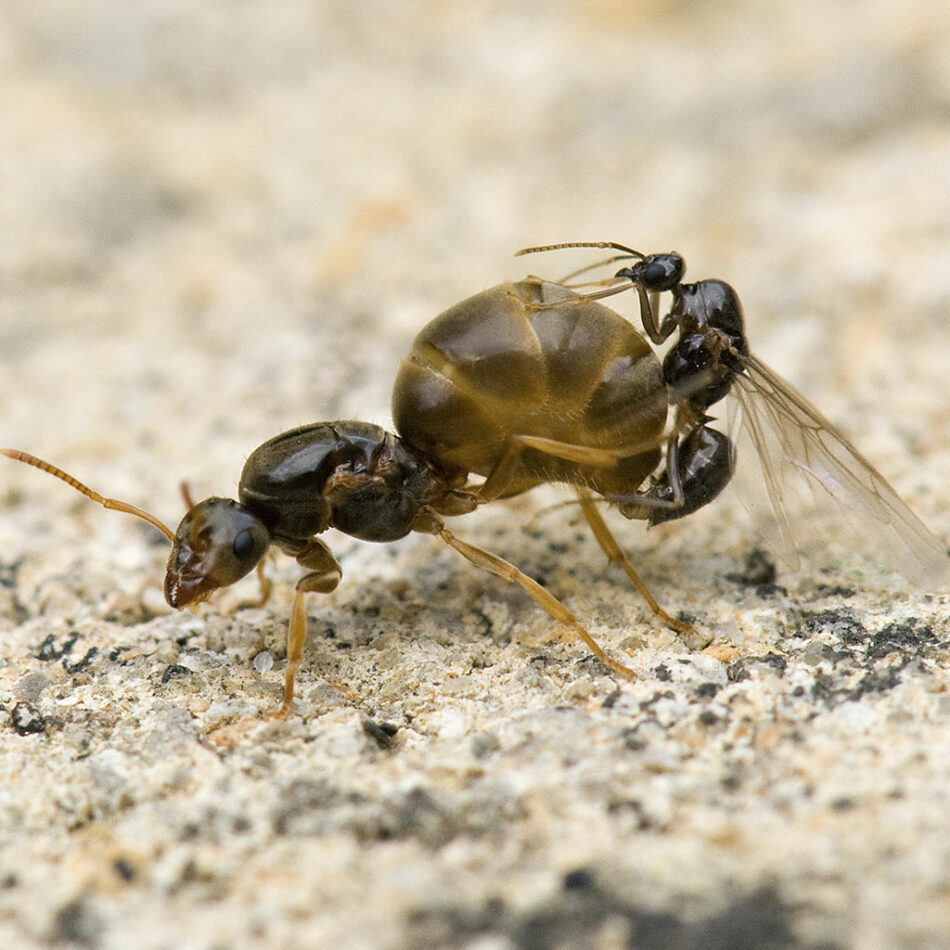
[1,448,176,542]
[179,480,196,509]
[515,241,646,260]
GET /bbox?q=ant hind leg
[576,487,694,638]
[476,432,669,505]
[422,514,637,679]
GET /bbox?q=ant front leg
[216,555,276,616]
[271,538,342,719]
[252,558,274,608]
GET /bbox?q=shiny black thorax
[662,279,748,414]
[238,421,441,543]
[621,275,748,525]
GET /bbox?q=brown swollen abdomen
[392,280,666,497]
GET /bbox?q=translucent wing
[730,354,950,589]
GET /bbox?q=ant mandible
[4,242,946,716]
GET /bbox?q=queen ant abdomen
[392,278,667,502]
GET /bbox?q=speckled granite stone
[2,3,950,948]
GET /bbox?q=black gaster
[648,425,735,526]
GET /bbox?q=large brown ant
[4,244,946,716]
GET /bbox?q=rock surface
[2,3,950,948]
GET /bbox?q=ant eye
[232,528,256,560]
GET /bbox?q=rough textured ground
[2,2,950,948]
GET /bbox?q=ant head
[615,252,684,293]
[164,498,270,608]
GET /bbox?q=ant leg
[610,425,735,525]
[422,515,636,679]
[270,539,342,719]
[525,274,672,346]
[179,480,196,510]
[512,435,636,467]
[576,487,694,637]
[254,558,273,607]
[522,271,662,337]
[526,279,636,311]
[216,553,276,617]
[604,435,686,515]
[477,436,602,502]
[478,432,669,503]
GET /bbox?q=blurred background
[4,1,949,483]
[2,2,950,947]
